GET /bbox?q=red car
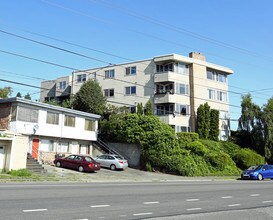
[54,154,100,173]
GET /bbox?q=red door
[32,139,40,159]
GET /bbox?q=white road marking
[186,199,200,202]
[90,205,110,208]
[250,194,260,197]
[133,212,153,216]
[221,196,232,199]
[23,209,48,212]
[119,215,127,217]
[262,200,272,204]
[144,201,159,204]
[228,204,241,207]
[186,208,202,211]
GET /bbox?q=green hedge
[233,148,265,170]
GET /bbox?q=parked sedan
[54,154,100,173]
[241,164,273,180]
[95,154,128,170]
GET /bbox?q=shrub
[8,169,32,177]
[233,148,265,170]
[220,141,241,158]
[185,141,208,156]
[177,132,199,146]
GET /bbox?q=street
[1,180,273,220]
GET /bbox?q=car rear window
[85,157,95,162]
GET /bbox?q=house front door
[0,146,5,170]
[32,139,40,159]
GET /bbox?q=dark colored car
[54,154,100,173]
[241,164,273,180]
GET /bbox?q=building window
[207,70,214,80]
[125,86,136,95]
[85,119,95,131]
[176,126,190,132]
[126,66,137,75]
[105,69,115,78]
[177,63,189,74]
[104,89,114,97]
[59,81,66,90]
[217,91,227,102]
[175,104,189,116]
[207,69,227,83]
[176,83,189,95]
[17,106,38,123]
[57,142,69,153]
[218,74,226,83]
[64,115,75,127]
[156,105,174,116]
[220,111,228,120]
[208,89,216,100]
[156,63,174,73]
[46,112,59,125]
[77,74,86,83]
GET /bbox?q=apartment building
[40,52,233,140]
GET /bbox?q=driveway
[43,165,232,183]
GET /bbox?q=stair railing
[96,138,127,159]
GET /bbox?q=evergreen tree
[209,109,219,141]
[204,103,211,139]
[71,80,106,115]
[197,104,205,139]
[137,103,143,115]
[145,100,153,115]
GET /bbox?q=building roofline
[0,97,101,119]
[153,54,233,74]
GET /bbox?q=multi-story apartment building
[40,52,233,140]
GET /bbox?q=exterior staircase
[93,138,126,158]
[26,154,46,173]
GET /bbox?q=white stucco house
[0,97,101,171]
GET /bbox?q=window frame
[105,69,115,79]
[125,86,136,95]
[64,115,75,127]
[46,111,59,125]
[125,66,137,75]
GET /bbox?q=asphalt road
[1,181,273,220]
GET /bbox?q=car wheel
[110,164,116,171]
[258,173,263,181]
[78,166,84,172]
[56,161,61,167]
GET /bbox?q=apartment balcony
[154,92,177,104]
[157,114,190,126]
[154,71,178,83]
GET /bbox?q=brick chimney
[189,52,206,61]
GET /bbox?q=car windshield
[85,156,95,162]
[114,155,124,160]
[253,165,263,171]
[247,166,258,170]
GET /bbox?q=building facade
[40,52,233,140]
[0,97,101,169]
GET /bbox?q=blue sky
[0,0,273,130]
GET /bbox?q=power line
[88,0,273,62]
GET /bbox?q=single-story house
[0,97,101,171]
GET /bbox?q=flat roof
[0,97,101,120]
